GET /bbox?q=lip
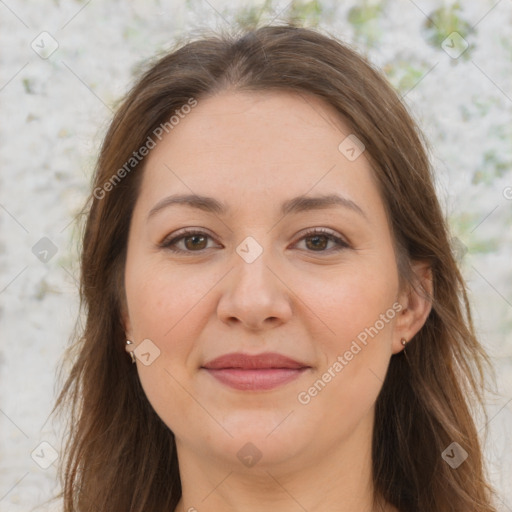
[202,352,308,370]
[201,352,311,391]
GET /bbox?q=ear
[392,261,433,354]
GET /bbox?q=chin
[200,413,310,466]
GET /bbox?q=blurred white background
[1,1,511,510]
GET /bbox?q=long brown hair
[51,23,497,511]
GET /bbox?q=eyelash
[159,227,350,254]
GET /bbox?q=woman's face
[123,90,411,471]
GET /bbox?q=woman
[52,24,497,511]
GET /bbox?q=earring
[126,340,136,364]
[401,338,408,347]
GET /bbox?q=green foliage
[234,1,268,29]
[423,2,474,59]
[347,1,384,47]
[449,214,500,259]
[34,278,60,301]
[383,59,431,95]
[23,77,34,94]
[234,0,323,30]
[287,0,323,26]
[473,149,511,184]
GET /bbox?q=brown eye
[160,230,219,253]
[296,228,350,253]
[305,234,329,251]
[183,234,208,250]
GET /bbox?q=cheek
[292,290,396,444]
[124,262,223,411]
[301,260,399,348]
[125,261,217,341]
[296,260,398,406]
[124,264,216,432]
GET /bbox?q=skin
[123,90,432,512]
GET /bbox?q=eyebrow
[147,193,367,221]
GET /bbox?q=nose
[216,249,293,331]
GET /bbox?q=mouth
[201,352,311,391]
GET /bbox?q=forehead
[154,90,349,160]
[136,90,384,222]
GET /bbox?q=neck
[173,416,393,512]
